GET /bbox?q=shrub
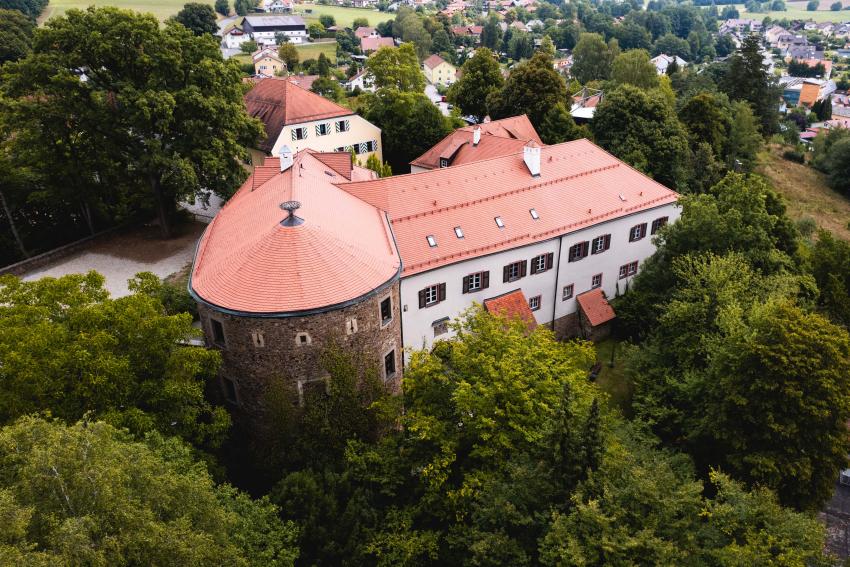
[783,148,806,163]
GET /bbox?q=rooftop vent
[426,235,437,247]
[618,193,626,202]
[473,127,481,146]
[280,200,304,227]
[523,141,541,177]
[454,226,464,238]
[495,216,505,228]
[529,208,539,220]
[279,145,294,172]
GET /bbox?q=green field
[291,4,393,28]
[734,3,850,22]
[294,40,338,62]
[40,0,214,22]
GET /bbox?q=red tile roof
[451,25,483,36]
[484,289,538,328]
[423,54,449,69]
[360,36,394,52]
[244,78,353,153]
[285,74,320,91]
[340,138,678,276]
[354,26,376,38]
[410,115,541,170]
[576,289,615,326]
[190,151,400,313]
[796,58,832,76]
[313,151,353,179]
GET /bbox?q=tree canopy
[570,32,618,83]
[446,48,504,122]
[488,51,568,129]
[0,8,33,64]
[174,2,218,36]
[365,44,426,92]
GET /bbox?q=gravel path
[22,223,206,298]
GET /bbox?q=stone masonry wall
[198,281,402,432]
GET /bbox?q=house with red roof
[360,36,395,54]
[189,122,679,418]
[423,54,457,87]
[243,77,382,164]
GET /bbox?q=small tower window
[295,332,312,346]
[251,331,265,348]
[346,317,359,335]
[210,319,225,346]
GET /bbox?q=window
[380,296,392,325]
[530,252,554,274]
[418,283,446,308]
[316,122,330,136]
[591,234,611,255]
[562,284,574,300]
[297,377,329,406]
[529,208,539,220]
[211,319,225,345]
[629,223,648,242]
[433,317,449,337]
[295,332,312,346]
[591,273,602,289]
[426,235,437,247]
[291,127,307,141]
[222,376,238,404]
[462,270,489,293]
[529,295,541,311]
[439,158,449,168]
[335,119,350,133]
[619,261,639,279]
[494,216,505,228]
[251,330,265,348]
[384,349,397,380]
[346,317,359,335]
[454,226,464,238]
[568,241,590,262]
[502,260,527,282]
[651,216,669,234]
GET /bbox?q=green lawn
[295,40,338,63]
[593,339,634,417]
[291,4,393,28]
[734,3,850,22]
[40,0,214,22]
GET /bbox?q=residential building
[345,69,375,92]
[360,36,395,53]
[252,46,286,76]
[354,26,378,39]
[781,77,837,107]
[242,15,308,45]
[793,58,832,79]
[451,25,483,39]
[423,54,457,87]
[189,129,679,431]
[719,18,763,36]
[244,77,383,163]
[764,24,787,45]
[284,74,319,90]
[570,87,603,122]
[650,53,687,75]
[222,24,247,49]
[260,0,292,12]
[410,115,542,172]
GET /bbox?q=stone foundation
[552,311,581,340]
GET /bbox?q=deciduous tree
[446,48,504,121]
[611,49,660,89]
[366,43,425,92]
[488,51,567,128]
[0,8,33,64]
[570,32,616,83]
[175,2,218,36]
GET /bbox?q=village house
[360,36,395,53]
[252,46,286,76]
[781,76,837,108]
[260,0,292,12]
[221,23,247,49]
[451,25,483,40]
[354,26,378,39]
[345,68,375,92]
[423,54,457,87]
[242,15,308,46]
[188,119,680,427]
[244,77,383,164]
[650,53,687,75]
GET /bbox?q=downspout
[551,234,564,333]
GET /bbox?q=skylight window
[454,227,464,238]
[529,208,539,220]
[494,216,505,228]
[426,235,437,247]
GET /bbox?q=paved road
[425,84,451,117]
[22,223,205,298]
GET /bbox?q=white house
[242,15,308,45]
[345,69,375,92]
[650,54,687,75]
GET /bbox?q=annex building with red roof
[189,116,679,422]
[244,77,383,166]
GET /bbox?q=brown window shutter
[418,289,426,308]
[520,260,527,277]
[641,223,647,238]
[462,275,469,294]
[530,258,538,275]
[482,271,490,289]
[629,226,637,242]
[503,265,510,282]
[438,282,446,302]
[546,252,554,269]
[581,241,589,257]
[604,234,611,250]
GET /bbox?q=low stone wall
[0,225,125,277]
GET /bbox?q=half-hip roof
[484,289,538,328]
[244,78,353,153]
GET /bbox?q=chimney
[473,126,481,146]
[523,140,541,177]
[279,145,294,172]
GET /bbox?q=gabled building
[190,128,679,428]
[354,26,378,39]
[244,78,382,163]
[345,69,375,92]
[243,15,308,45]
[252,46,286,76]
[360,36,395,53]
[410,115,542,172]
[423,54,457,87]
[650,53,687,75]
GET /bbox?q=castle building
[189,121,679,422]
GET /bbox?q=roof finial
[280,201,304,226]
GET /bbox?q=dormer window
[427,235,437,247]
[439,158,449,168]
[494,216,505,228]
[454,226,464,238]
[529,208,539,220]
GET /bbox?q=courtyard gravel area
[22,222,206,298]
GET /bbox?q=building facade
[252,46,286,76]
[243,15,308,45]
[423,54,457,87]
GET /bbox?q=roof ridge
[391,162,622,224]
